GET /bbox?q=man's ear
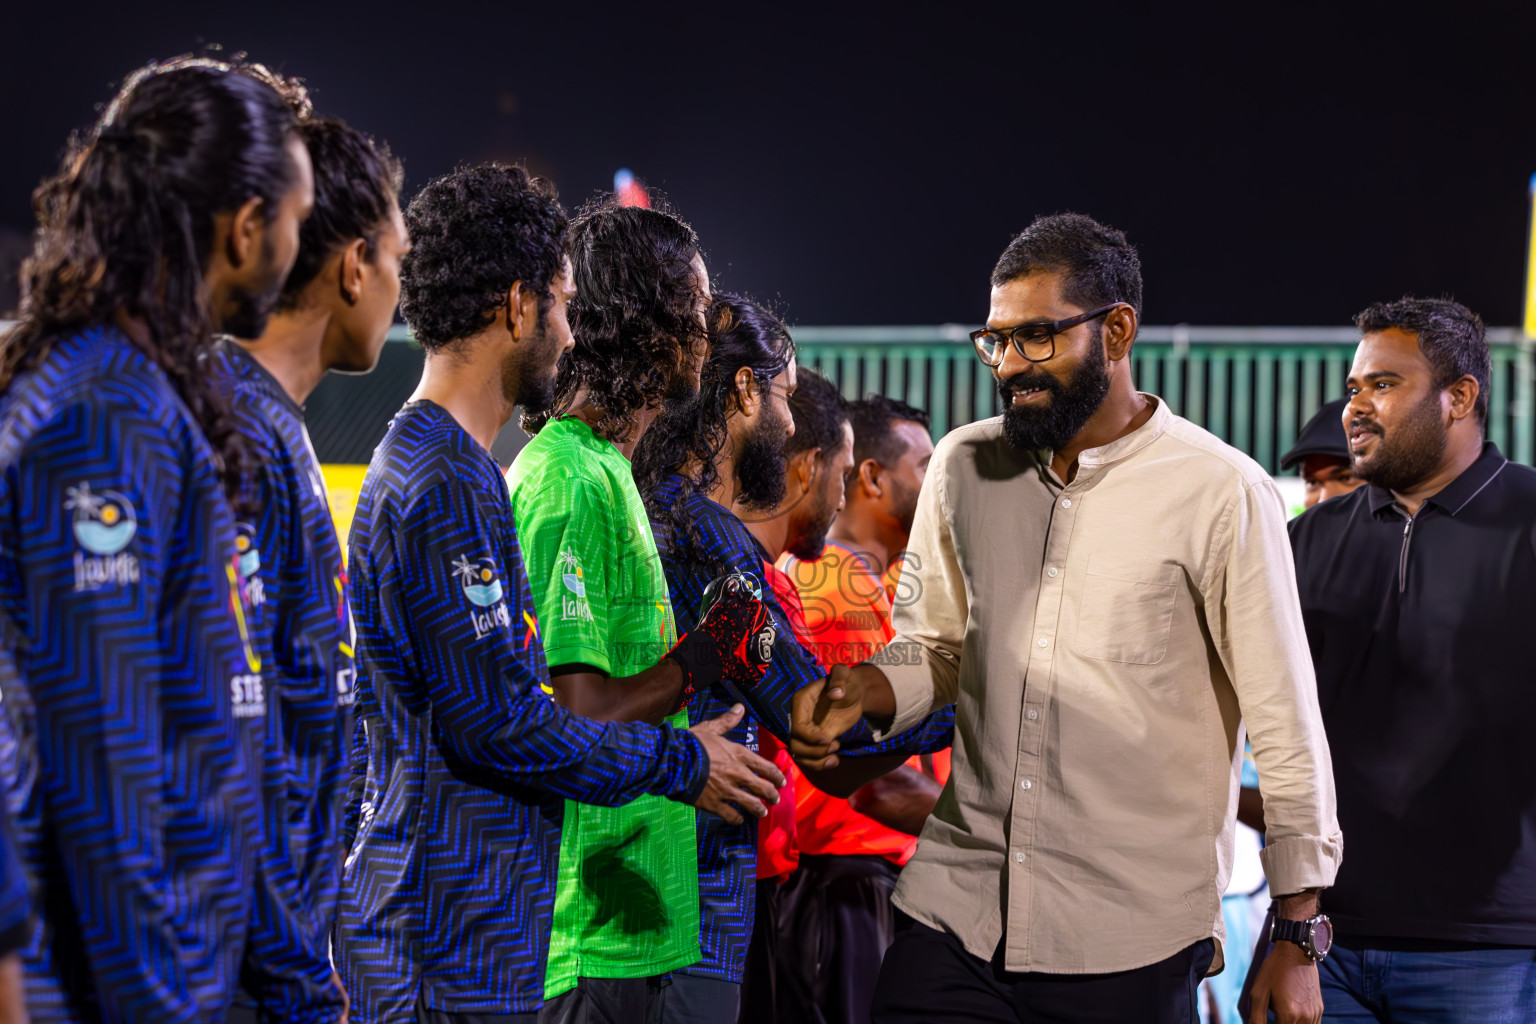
[1446,374,1480,425]
[734,367,759,416]
[795,448,822,492]
[338,237,367,306]
[226,195,266,269]
[506,280,541,342]
[1103,303,1138,362]
[857,458,883,499]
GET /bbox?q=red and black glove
[666,572,777,711]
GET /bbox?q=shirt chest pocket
[1074,556,1182,665]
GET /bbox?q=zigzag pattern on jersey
[336,402,707,1021]
[0,327,265,1023]
[214,343,348,1022]
[652,475,956,982]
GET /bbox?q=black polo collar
[1367,441,1508,518]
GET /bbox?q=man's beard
[1350,389,1447,493]
[734,400,791,512]
[787,468,839,561]
[887,475,919,538]
[504,311,562,416]
[220,238,285,340]
[999,335,1111,452]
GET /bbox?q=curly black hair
[992,212,1143,318]
[398,163,568,350]
[521,198,706,439]
[0,56,302,510]
[1355,296,1491,427]
[278,117,403,310]
[632,292,796,576]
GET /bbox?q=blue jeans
[1320,943,1536,1023]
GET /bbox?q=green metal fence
[792,325,1536,472]
[5,321,1524,473]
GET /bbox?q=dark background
[3,1,1535,327]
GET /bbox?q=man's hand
[1250,893,1325,1024]
[790,664,868,770]
[0,952,25,1024]
[333,970,350,1024]
[687,704,786,825]
[668,573,775,708]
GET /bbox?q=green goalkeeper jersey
[506,416,700,996]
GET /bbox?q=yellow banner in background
[320,464,368,561]
[1525,173,1536,338]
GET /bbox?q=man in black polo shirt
[1289,297,1536,1021]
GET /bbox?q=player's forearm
[800,753,910,799]
[848,765,943,835]
[550,660,686,725]
[851,663,897,730]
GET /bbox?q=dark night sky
[4,1,1536,327]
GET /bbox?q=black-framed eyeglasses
[969,303,1128,367]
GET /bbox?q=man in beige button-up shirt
[793,214,1342,1024]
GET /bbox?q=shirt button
[1047,567,1059,578]
[1037,638,1049,648]
[1014,852,1026,864]
[1027,709,1039,721]
[1020,779,1033,791]
[1061,498,1072,508]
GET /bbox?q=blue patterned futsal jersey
[213,340,349,1022]
[0,326,267,1024]
[650,476,955,983]
[336,401,712,1020]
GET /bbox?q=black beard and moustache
[787,466,839,561]
[734,399,792,512]
[221,237,285,340]
[999,336,1112,452]
[1350,389,1447,492]
[887,475,919,538]
[505,313,562,417]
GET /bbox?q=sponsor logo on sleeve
[452,554,512,640]
[556,550,594,623]
[64,483,140,591]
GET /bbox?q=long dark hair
[632,292,795,574]
[0,57,301,506]
[523,198,707,439]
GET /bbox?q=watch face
[1311,915,1334,957]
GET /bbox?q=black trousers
[779,853,901,1024]
[871,915,1216,1024]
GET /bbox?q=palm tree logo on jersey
[453,554,505,607]
[234,524,265,608]
[557,550,594,622]
[65,482,136,555]
[65,482,141,591]
[452,554,511,640]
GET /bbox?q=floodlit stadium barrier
[2,321,1529,543]
[792,325,1536,472]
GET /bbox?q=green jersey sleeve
[514,477,617,675]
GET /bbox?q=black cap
[1280,398,1351,471]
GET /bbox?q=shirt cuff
[868,638,945,741]
[1260,830,1344,896]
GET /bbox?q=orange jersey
[778,542,950,864]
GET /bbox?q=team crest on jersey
[556,550,594,622]
[65,483,141,591]
[234,524,265,608]
[452,554,511,639]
